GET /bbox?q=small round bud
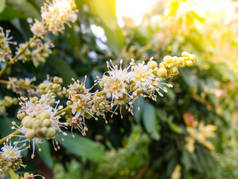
[39,112,50,120]
[32,120,41,129]
[40,127,48,135]
[26,129,35,139]
[186,60,193,67]
[22,116,33,128]
[147,60,157,69]
[46,128,56,139]
[30,97,38,103]
[66,101,73,106]
[53,77,63,84]
[163,56,173,63]
[171,67,179,76]
[42,119,51,127]
[52,83,59,89]
[30,42,37,48]
[157,68,167,78]
[182,51,191,58]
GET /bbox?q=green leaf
[7,0,40,18]
[0,118,14,137]
[57,132,105,163]
[0,0,6,13]
[180,69,198,88]
[38,141,54,168]
[168,121,182,134]
[0,6,25,20]
[47,55,78,85]
[182,150,192,170]
[143,102,160,140]
[133,97,144,121]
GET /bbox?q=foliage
[0,0,238,178]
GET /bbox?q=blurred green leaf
[180,69,198,88]
[0,118,14,137]
[38,141,54,168]
[168,121,182,134]
[182,150,193,170]
[143,102,160,140]
[0,0,6,13]
[0,6,25,20]
[57,132,105,163]
[47,55,78,85]
[7,0,40,18]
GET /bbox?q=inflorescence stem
[0,36,37,78]
[0,129,21,145]
[8,169,19,179]
[0,80,37,89]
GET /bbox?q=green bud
[39,112,50,120]
[42,119,51,127]
[40,127,48,135]
[26,129,35,139]
[32,120,41,129]
[46,128,56,139]
[22,116,33,128]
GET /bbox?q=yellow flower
[171,165,181,179]
[186,121,216,152]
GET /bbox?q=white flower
[0,28,13,62]
[31,19,46,37]
[68,81,93,118]
[1,144,21,160]
[41,0,78,34]
[100,60,130,101]
[131,62,155,87]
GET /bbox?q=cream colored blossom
[186,122,217,152]
[41,0,78,34]
[100,61,130,105]
[0,27,13,62]
[171,165,181,179]
[16,94,65,156]
[0,143,23,175]
[31,19,46,37]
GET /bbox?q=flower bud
[147,60,157,69]
[39,112,50,120]
[157,68,167,78]
[26,129,35,139]
[42,119,51,127]
[46,128,56,138]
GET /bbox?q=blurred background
[1,0,238,178]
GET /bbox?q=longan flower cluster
[0,0,79,176]
[7,77,36,95]
[20,172,45,179]
[31,19,46,38]
[0,28,13,62]
[67,80,110,134]
[157,51,197,78]
[37,76,67,97]
[185,122,217,152]
[0,96,18,114]
[17,38,52,67]
[67,53,196,133]
[0,144,23,176]
[41,0,78,35]
[99,53,196,107]
[17,95,64,148]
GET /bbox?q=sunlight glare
[116,0,234,26]
[116,0,157,26]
